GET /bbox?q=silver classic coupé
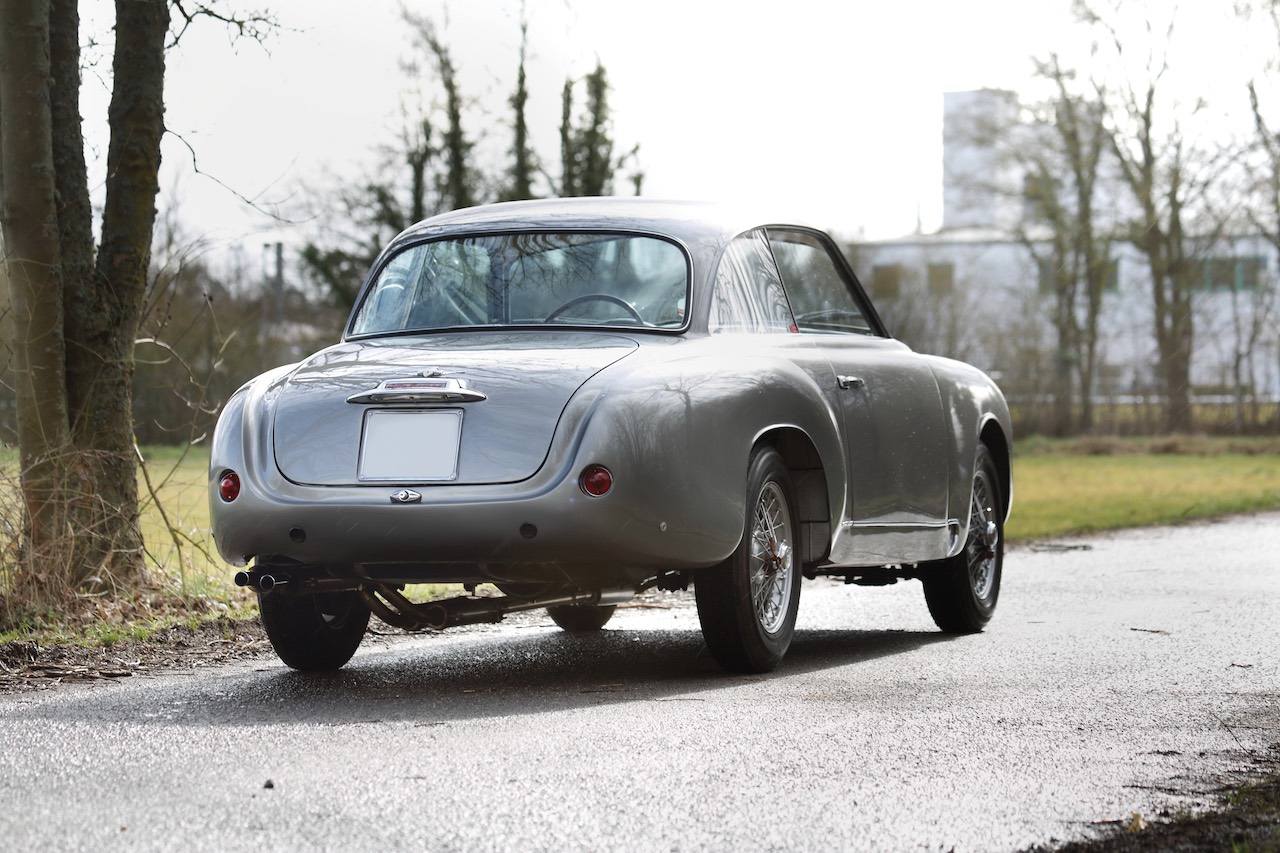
[210,198,1011,674]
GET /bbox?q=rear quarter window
[768,229,875,335]
[709,229,796,334]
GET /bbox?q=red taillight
[579,465,613,497]
[218,470,241,502]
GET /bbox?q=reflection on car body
[210,198,1011,673]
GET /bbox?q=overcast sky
[77,0,1256,257]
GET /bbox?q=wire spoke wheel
[923,442,1004,633]
[696,446,802,673]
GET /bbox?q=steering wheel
[544,293,644,324]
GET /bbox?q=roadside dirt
[0,616,272,692]
[1027,758,1280,852]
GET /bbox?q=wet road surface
[2,513,1277,851]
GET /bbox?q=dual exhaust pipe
[234,569,360,596]
[234,568,285,592]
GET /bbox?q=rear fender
[565,351,846,566]
[209,364,296,564]
[926,357,1012,541]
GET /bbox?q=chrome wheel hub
[750,481,795,634]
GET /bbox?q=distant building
[854,89,1279,422]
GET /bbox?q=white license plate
[359,409,463,481]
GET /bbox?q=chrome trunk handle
[347,378,487,404]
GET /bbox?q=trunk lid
[271,331,637,486]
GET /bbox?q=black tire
[695,446,801,673]
[258,589,370,670]
[923,443,1004,633]
[546,603,617,632]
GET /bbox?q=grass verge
[1007,452,1280,541]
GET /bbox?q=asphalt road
[2,513,1278,852]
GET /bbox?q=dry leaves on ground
[0,616,270,693]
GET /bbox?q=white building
[855,89,1280,427]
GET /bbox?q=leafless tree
[939,74,1112,436]
[1241,0,1280,431]
[1075,0,1235,434]
[1015,57,1114,435]
[0,0,271,620]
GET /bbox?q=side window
[709,229,796,333]
[767,229,874,335]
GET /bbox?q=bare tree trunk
[1049,235,1078,437]
[47,0,115,580]
[1140,243,1196,435]
[1072,124,1108,434]
[1115,101,1197,436]
[1078,245,1106,431]
[61,0,170,581]
[49,0,94,301]
[0,0,75,572]
[1162,269,1195,434]
[1232,347,1247,435]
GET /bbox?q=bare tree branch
[168,1,277,47]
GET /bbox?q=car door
[767,227,952,565]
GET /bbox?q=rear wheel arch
[757,428,831,567]
[978,420,1011,519]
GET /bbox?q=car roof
[390,197,817,247]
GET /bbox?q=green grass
[1007,452,1280,541]
[135,443,222,594]
[0,442,219,587]
[0,606,255,648]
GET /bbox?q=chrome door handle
[837,375,865,390]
